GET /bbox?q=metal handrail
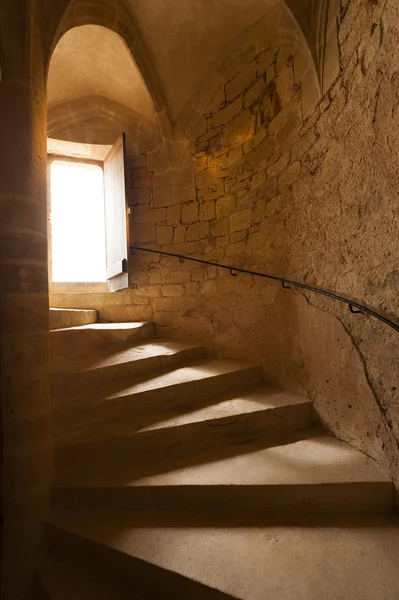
[130,246,399,333]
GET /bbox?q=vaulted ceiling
[46,0,334,149]
[48,25,156,123]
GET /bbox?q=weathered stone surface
[222,109,256,147]
[181,202,199,225]
[125,0,399,494]
[230,209,251,233]
[156,225,174,245]
[186,221,210,241]
[134,206,166,224]
[199,201,216,221]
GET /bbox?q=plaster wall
[123,0,399,486]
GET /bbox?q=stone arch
[46,0,170,137]
[47,95,163,157]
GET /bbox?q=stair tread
[50,511,399,600]
[106,359,261,401]
[58,433,391,487]
[51,321,150,333]
[57,386,312,446]
[53,338,206,375]
[50,308,97,314]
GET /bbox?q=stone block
[243,127,267,154]
[205,248,225,261]
[230,209,251,233]
[134,205,166,224]
[133,223,156,243]
[253,198,265,223]
[132,174,152,189]
[163,242,196,255]
[211,95,243,126]
[264,81,281,124]
[185,282,200,295]
[156,225,174,245]
[152,298,174,312]
[208,84,227,113]
[182,202,199,225]
[225,241,246,256]
[210,218,229,238]
[266,62,276,84]
[251,170,266,190]
[174,296,198,312]
[227,147,243,167]
[161,285,184,297]
[201,182,225,201]
[276,60,295,105]
[148,267,169,284]
[136,285,162,298]
[196,125,223,152]
[231,230,247,243]
[195,155,208,170]
[192,268,205,281]
[222,109,256,147]
[129,187,151,206]
[225,64,258,101]
[266,153,290,179]
[216,195,236,218]
[186,221,210,241]
[174,225,186,243]
[199,201,216,221]
[278,161,301,191]
[170,270,191,284]
[244,76,266,108]
[167,204,182,226]
[196,167,222,191]
[216,235,230,248]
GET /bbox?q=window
[50,161,107,283]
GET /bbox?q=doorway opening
[51,160,106,283]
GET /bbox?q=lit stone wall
[129,0,399,487]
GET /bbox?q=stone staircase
[40,309,399,599]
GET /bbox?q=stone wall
[129,0,399,488]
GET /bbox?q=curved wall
[125,0,399,486]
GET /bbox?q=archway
[46,23,162,292]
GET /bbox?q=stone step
[54,388,313,483]
[52,339,207,403]
[47,510,399,600]
[53,433,394,512]
[55,359,264,436]
[50,308,98,330]
[38,559,143,600]
[50,321,155,359]
[46,522,236,600]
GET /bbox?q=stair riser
[52,346,206,404]
[52,482,394,513]
[50,322,155,362]
[47,525,233,600]
[55,404,313,482]
[50,310,98,330]
[55,367,264,433]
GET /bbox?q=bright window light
[51,161,106,282]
